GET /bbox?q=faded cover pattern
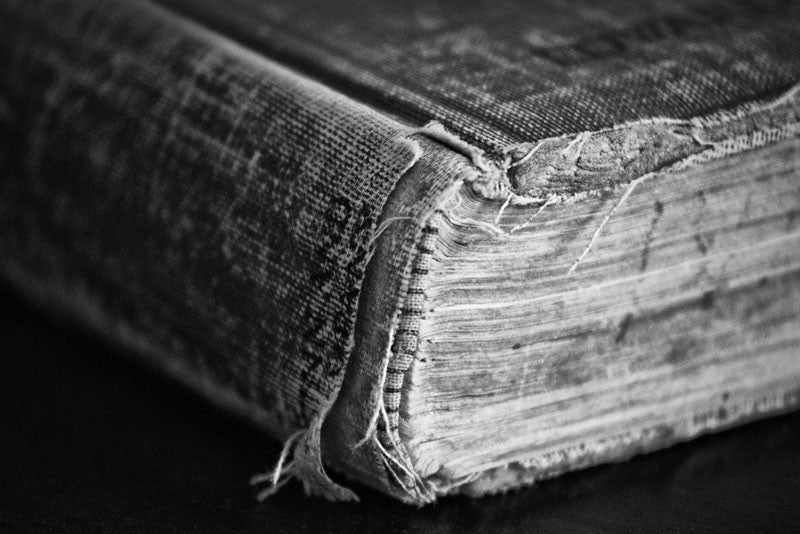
[0,0,430,500]
[165,0,800,154]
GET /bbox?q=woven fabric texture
[3,0,800,504]
[164,0,800,157]
[0,0,424,498]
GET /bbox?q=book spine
[0,0,424,500]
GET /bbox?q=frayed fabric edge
[427,82,800,209]
[251,398,360,502]
[455,83,800,273]
[251,133,424,503]
[354,81,800,503]
[250,82,800,503]
[347,131,486,505]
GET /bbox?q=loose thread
[560,131,590,160]
[467,218,511,237]
[374,431,416,484]
[255,467,296,501]
[353,322,427,497]
[378,401,428,492]
[352,356,391,451]
[370,216,417,247]
[378,403,408,471]
[507,141,544,168]
[509,196,558,234]
[250,429,304,500]
[376,441,412,491]
[357,388,428,498]
[567,172,655,276]
[494,194,513,225]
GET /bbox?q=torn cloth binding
[4,0,800,506]
[0,0,422,502]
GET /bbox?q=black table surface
[1,281,799,534]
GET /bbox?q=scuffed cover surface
[324,139,476,503]
[0,0,422,497]
[163,0,800,156]
[3,0,800,506]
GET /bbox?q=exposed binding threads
[376,400,428,493]
[258,82,800,503]
[373,216,441,502]
[353,213,444,504]
[381,221,438,443]
[359,81,800,501]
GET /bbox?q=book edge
[380,84,800,503]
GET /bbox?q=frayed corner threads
[362,397,436,504]
[351,346,392,452]
[250,429,303,501]
[250,404,359,502]
[350,332,435,503]
[407,122,522,205]
[407,121,561,238]
[350,394,435,504]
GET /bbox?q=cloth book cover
[1,0,799,504]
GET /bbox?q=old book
[2,0,799,505]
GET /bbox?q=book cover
[1,0,799,504]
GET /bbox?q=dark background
[1,281,799,534]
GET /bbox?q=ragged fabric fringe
[351,83,800,501]
[251,82,800,503]
[250,133,425,503]
[250,399,359,502]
